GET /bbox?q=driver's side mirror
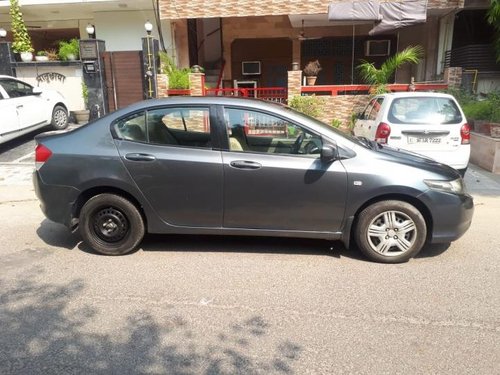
[32,87,43,96]
[320,144,337,163]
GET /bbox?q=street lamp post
[144,20,154,99]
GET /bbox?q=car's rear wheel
[79,194,145,255]
[354,200,427,263]
[51,105,68,130]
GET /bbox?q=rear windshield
[388,97,462,125]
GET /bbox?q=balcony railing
[301,83,448,96]
[445,44,499,71]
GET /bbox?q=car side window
[224,107,322,157]
[114,111,147,142]
[147,107,212,148]
[367,98,384,120]
[361,99,376,120]
[0,79,33,98]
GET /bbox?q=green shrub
[288,95,324,118]
[331,118,342,128]
[58,39,80,60]
[159,51,190,89]
[461,91,500,123]
[9,0,33,53]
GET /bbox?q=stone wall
[157,74,169,98]
[315,95,370,128]
[444,67,463,89]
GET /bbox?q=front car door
[113,105,223,228]
[0,78,47,130]
[0,83,19,138]
[220,106,348,233]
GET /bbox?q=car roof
[378,92,455,100]
[116,96,288,114]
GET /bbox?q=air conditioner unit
[242,61,261,75]
[365,40,391,56]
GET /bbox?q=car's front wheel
[354,200,427,263]
[51,105,68,130]
[79,194,145,255]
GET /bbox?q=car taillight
[35,144,52,170]
[375,122,391,144]
[460,123,470,145]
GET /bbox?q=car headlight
[424,178,465,194]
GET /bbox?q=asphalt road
[0,134,499,374]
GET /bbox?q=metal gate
[103,51,144,111]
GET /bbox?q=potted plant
[303,60,322,86]
[9,0,34,61]
[159,51,191,95]
[74,82,90,124]
[35,51,49,62]
[58,38,80,61]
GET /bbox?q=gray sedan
[33,97,473,263]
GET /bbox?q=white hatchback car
[353,92,470,176]
[0,75,69,145]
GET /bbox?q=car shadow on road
[414,242,451,258]
[36,219,81,250]
[138,234,366,260]
[0,271,303,373]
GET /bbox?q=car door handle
[125,153,156,162]
[230,160,262,170]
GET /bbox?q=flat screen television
[242,61,261,75]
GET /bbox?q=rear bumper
[33,170,80,228]
[418,189,474,243]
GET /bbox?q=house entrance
[103,51,145,111]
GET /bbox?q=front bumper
[33,170,80,228]
[418,189,474,243]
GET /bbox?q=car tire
[51,105,69,130]
[79,193,145,255]
[354,200,427,263]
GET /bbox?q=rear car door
[220,106,348,232]
[354,97,381,138]
[113,105,224,227]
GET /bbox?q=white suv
[0,75,69,145]
[353,92,470,176]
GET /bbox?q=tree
[487,0,500,62]
[357,45,423,95]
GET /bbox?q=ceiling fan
[297,19,321,41]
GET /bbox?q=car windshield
[388,97,462,125]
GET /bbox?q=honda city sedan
[33,97,473,263]
[0,75,69,144]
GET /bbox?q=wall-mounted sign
[36,72,66,84]
[79,40,98,60]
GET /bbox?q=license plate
[407,136,442,144]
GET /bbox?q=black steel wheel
[354,200,427,263]
[79,193,145,255]
[51,105,69,130]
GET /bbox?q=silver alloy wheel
[366,210,417,256]
[53,108,67,128]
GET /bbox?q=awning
[328,0,428,35]
[328,1,382,22]
[369,0,428,35]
